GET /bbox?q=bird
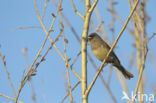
[88,33,134,80]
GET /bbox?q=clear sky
[0,0,156,103]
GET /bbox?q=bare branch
[89,0,99,13]
[0,53,16,97]
[61,81,81,103]
[70,0,84,19]
[62,17,73,102]
[41,0,49,20]
[0,94,23,103]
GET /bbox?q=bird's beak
[88,36,92,41]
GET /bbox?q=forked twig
[0,94,23,103]
[70,0,84,19]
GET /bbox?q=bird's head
[88,33,101,41]
[88,33,98,41]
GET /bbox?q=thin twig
[70,0,84,19]
[95,21,104,32]
[116,70,129,95]
[41,0,49,20]
[34,34,61,72]
[30,81,37,103]
[148,33,156,43]
[71,51,81,67]
[0,93,23,103]
[41,80,48,103]
[9,26,42,31]
[131,41,148,103]
[62,14,73,102]
[106,66,113,85]
[0,53,16,97]
[61,81,81,103]
[93,0,107,39]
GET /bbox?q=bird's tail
[114,64,134,80]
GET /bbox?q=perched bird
[88,33,134,80]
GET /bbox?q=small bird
[88,33,134,80]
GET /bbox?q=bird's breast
[92,45,108,61]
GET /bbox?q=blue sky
[0,0,156,103]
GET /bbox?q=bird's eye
[89,34,95,38]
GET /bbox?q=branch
[131,42,148,103]
[0,53,16,97]
[41,0,49,20]
[148,32,156,43]
[81,0,99,103]
[0,93,23,103]
[62,18,73,102]
[71,51,81,67]
[61,81,81,103]
[70,0,84,20]
[89,0,98,13]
